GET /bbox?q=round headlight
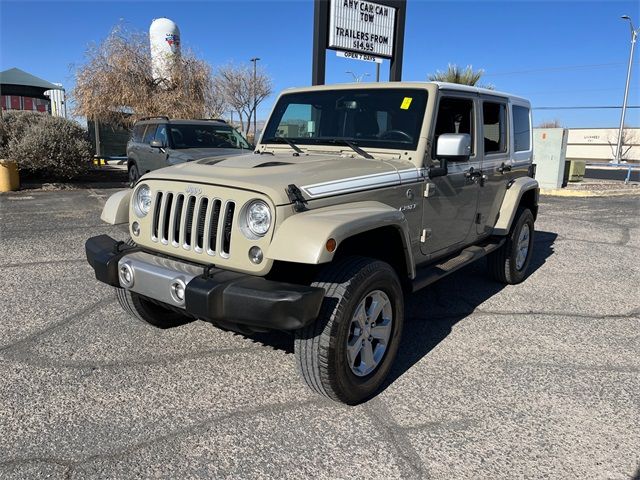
[246,200,271,236]
[134,184,152,217]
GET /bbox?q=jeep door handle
[498,162,512,174]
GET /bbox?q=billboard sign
[328,0,397,59]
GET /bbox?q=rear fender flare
[493,177,539,235]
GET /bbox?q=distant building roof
[0,68,63,91]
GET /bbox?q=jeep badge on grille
[185,186,202,196]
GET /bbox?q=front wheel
[128,162,140,188]
[487,207,535,284]
[294,257,404,405]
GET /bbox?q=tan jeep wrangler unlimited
[86,82,538,405]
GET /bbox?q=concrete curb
[540,188,640,197]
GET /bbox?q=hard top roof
[280,81,530,104]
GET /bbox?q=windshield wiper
[265,136,303,154]
[327,139,374,159]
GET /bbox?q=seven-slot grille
[150,191,235,257]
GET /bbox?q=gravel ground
[0,189,638,479]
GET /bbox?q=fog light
[119,263,134,288]
[132,221,140,236]
[248,246,263,264]
[170,278,186,304]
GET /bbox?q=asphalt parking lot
[0,189,638,479]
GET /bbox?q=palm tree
[428,64,493,89]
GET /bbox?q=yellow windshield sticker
[400,97,413,110]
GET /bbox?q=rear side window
[513,105,531,152]
[142,124,157,144]
[131,124,146,142]
[483,102,507,154]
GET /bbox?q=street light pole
[346,71,370,83]
[250,57,260,143]
[615,15,639,163]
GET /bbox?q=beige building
[566,128,640,164]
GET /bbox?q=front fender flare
[266,201,414,277]
[493,177,539,235]
[100,189,131,225]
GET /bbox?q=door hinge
[420,228,431,242]
[424,183,436,197]
[475,213,482,224]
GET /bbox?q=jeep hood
[142,151,412,205]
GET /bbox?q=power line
[484,62,626,76]
[533,106,640,110]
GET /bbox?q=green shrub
[0,111,91,179]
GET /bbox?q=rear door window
[482,102,507,154]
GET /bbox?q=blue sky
[1,0,639,127]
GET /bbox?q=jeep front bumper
[85,235,325,330]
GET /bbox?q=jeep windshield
[262,88,428,151]
[169,124,251,150]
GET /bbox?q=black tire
[294,256,404,405]
[115,288,190,329]
[114,238,190,329]
[487,208,535,284]
[128,162,140,188]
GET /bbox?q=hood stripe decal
[301,168,422,199]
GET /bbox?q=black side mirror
[428,159,448,178]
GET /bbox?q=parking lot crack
[363,397,429,479]
[0,399,323,468]
[0,296,113,354]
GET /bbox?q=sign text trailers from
[328,0,396,58]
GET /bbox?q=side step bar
[412,238,505,292]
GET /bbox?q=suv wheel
[115,288,190,329]
[128,162,140,188]
[294,257,404,405]
[487,207,535,284]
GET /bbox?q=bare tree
[537,119,563,128]
[608,127,638,161]
[214,64,272,138]
[72,24,225,124]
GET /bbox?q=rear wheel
[294,257,404,405]
[487,207,535,284]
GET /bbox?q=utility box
[567,160,586,182]
[533,128,568,189]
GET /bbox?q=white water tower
[150,17,181,85]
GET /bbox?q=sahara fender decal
[266,201,415,278]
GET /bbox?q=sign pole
[312,0,329,85]
[389,0,405,81]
